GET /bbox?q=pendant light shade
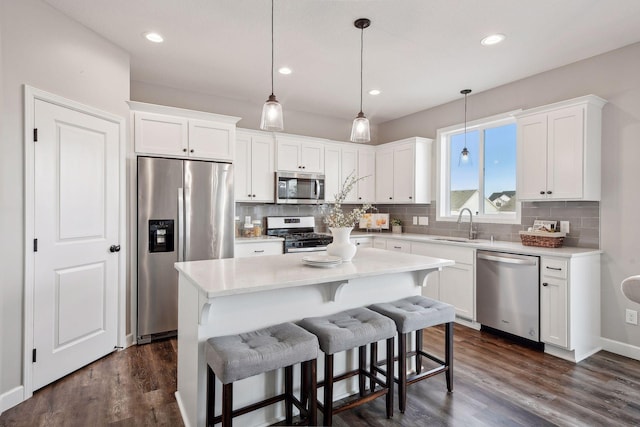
[459,89,472,165]
[260,0,284,131]
[350,18,371,143]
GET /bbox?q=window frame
[436,110,522,225]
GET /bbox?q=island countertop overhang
[175,248,455,299]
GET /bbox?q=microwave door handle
[315,179,320,200]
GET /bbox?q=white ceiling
[43,0,640,124]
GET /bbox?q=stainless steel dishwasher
[476,250,540,342]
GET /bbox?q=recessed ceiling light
[143,32,164,43]
[278,67,292,75]
[481,33,505,46]
[368,89,381,96]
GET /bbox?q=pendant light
[350,18,371,143]
[459,89,472,165]
[260,0,284,131]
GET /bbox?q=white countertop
[235,236,284,244]
[352,231,601,258]
[175,248,454,298]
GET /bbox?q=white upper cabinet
[131,101,240,162]
[375,137,432,204]
[516,95,606,201]
[235,130,275,202]
[276,135,325,173]
[325,143,374,203]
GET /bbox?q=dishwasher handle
[477,251,538,265]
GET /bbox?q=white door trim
[23,85,126,400]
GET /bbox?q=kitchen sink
[431,237,474,243]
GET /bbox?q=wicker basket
[519,231,566,248]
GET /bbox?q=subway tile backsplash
[236,200,600,249]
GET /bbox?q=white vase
[327,227,357,262]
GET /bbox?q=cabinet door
[300,142,324,173]
[393,144,415,203]
[357,149,376,203]
[188,119,235,161]
[276,140,301,171]
[517,113,548,200]
[341,147,358,203]
[373,238,387,249]
[440,263,474,320]
[547,106,584,199]
[234,134,252,201]
[540,277,568,347]
[250,136,275,202]
[375,147,394,203]
[134,112,187,156]
[324,145,341,203]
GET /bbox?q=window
[436,112,520,224]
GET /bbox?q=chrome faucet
[457,208,476,240]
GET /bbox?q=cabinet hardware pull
[547,190,552,194]
[190,149,194,153]
[252,194,256,198]
[248,194,252,197]
[389,197,393,200]
[254,250,265,253]
[109,245,121,253]
[542,282,549,287]
[540,191,545,195]
[183,148,187,152]
[409,196,412,199]
[545,266,562,271]
[393,246,401,249]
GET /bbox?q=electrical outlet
[418,216,429,226]
[413,216,418,225]
[626,309,638,325]
[560,221,570,234]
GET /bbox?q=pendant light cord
[270,0,274,96]
[359,25,364,113]
[464,91,467,148]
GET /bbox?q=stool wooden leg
[446,322,454,392]
[285,365,293,424]
[369,342,378,392]
[207,367,216,427]
[324,354,334,426]
[222,383,233,427]
[415,329,423,374]
[358,345,366,397]
[398,332,407,413]
[386,337,395,419]
[309,359,318,426]
[301,360,309,409]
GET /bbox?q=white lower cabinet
[411,242,475,320]
[235,240,283,258]
[384,238,411,253]
[351,237,373,248]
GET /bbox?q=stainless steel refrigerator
[137,157,234,343]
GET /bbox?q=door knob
[109,245,121,253]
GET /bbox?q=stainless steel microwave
[275,172,325,204]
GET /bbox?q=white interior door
[32,98,120,391]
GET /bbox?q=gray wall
[378,42,640,347]
[0,0,130,397]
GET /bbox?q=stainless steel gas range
[266,216,332,253]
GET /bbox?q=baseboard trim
[126,333,135,348]
[1,386,25,413]
[601,337,640,361]
[175,391,191,427]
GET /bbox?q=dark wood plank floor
[2,324,640,426]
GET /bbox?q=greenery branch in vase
[323,172,374,262]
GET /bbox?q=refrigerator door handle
[177,187,184,262]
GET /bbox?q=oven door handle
[287,246,327,253]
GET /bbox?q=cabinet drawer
[541,258,568,279]
[235,241,282,258]
[385,239,411,253]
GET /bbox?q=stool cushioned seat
[369,295,455,334]
[206,322,319,384]
[298,307,396,354]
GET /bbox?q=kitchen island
[174,248,454,427]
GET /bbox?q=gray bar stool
[205,322,319,426]
[369,295,455,413]
[298,307,396,426]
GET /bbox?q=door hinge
[32,348,37,363]
[33,238,38,252]
[33,128,38,142]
